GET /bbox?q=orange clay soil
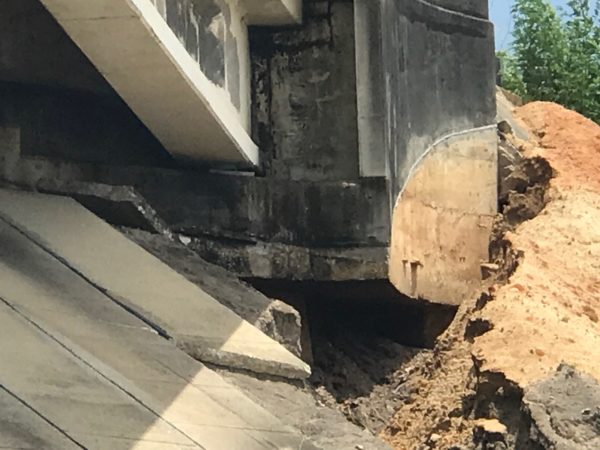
[474,103,600,385]
[383,102,600,450]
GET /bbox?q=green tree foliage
[497,50,528,95]
[498,0,600,122]
[563,0,600,121]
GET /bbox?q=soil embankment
[382,102,600,450]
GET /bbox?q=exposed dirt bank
[381,102,600,450]
[475,102,600,386]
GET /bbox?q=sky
[490,0,570,49]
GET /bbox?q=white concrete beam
[243,0,303,25]
[39,0,259,167]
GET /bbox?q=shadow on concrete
[0,208,313,449]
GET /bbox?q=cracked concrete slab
[0,219,320,449]
[0,188,310,380]
[122,228,303,357]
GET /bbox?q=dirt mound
[475,102,600,386]
[516,101,600,192]
[382,102,600,450]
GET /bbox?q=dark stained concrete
[250,0,361,182]
[158,0,249,119]
[0,153,391,280]
[0,84,172,166]
[379,0,497,196]
[0,0,111,95]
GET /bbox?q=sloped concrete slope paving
[0,219,320,449]
[0,302,199,449]
[0,388,83,450]
[0,188,310,380]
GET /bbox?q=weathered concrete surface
[37,180,172,235]
[2,148,390,248]
[1,0,497,293]
[38,0,258,166]
[0,302,199,449]
[190,237,388,281]
[1,154,390,280]
[250,0,495,186]
[123,172,390,248]
[378,0,497,197]
[218,369,393,450]
[1,0,496,284]
[389,127,498,305]
[122,228,304,356]
[148,0,302,127]
[250,1,361,181]
[0,220,320,449]
[0,188,310,380]
[378,0,498,303]
[150,0,251,129]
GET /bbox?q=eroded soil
[379,102,600,450]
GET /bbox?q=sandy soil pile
[475,102,600,386]
[382,102,600,450]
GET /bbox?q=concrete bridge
[36,0,302,167]
[0,1,498,448]
[1,0,498,304]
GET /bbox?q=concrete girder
[37,0,299,167]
